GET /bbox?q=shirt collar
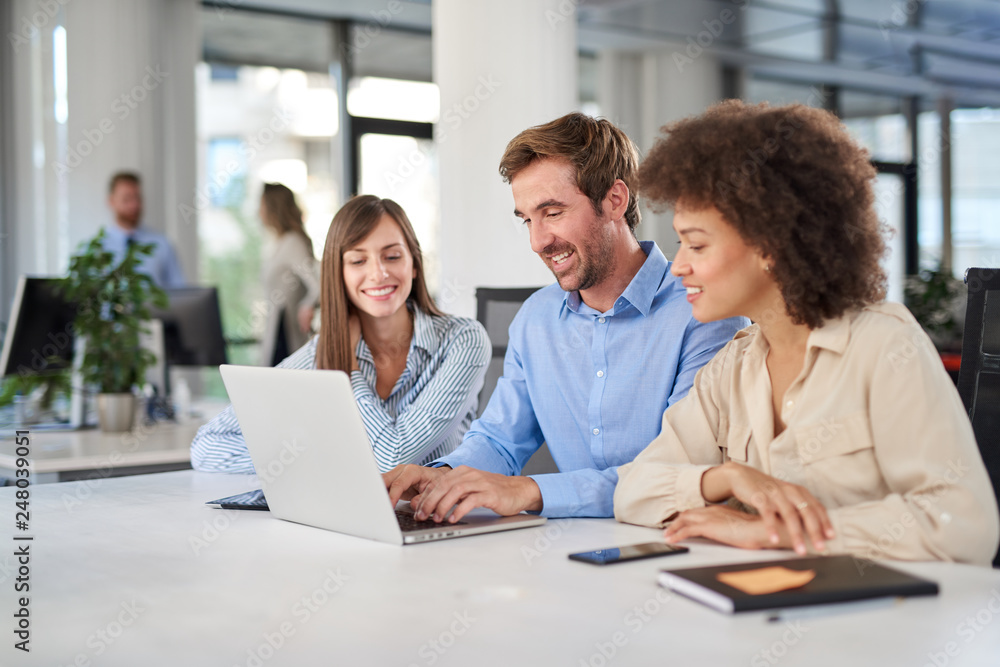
[564,241,665,317]
[738,311,853,361]
[806,311,853,354]
[410,303,440,356]
[356,302,437,362]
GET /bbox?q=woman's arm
[824,322,1000,564]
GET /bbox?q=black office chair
[957,267,1000,567]
[475,287,558,475]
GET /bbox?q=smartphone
[568,542,689,565]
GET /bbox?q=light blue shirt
[101,224,186,288]
[435,241,749,518]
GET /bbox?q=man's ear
[605,179,630,222]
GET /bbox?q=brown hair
[499,112,642,233]
[261,182,314,256]
[638,100,888,329]
[108,171,140,194]
[315,195,442,372]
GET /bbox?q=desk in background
[1,470,998,666]
[0,399,225,483]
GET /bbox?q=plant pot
[97,393,136,432]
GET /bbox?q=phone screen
[568,542,689,565]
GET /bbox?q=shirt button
[592,428,600,436]
[598,317,606,323]
[786,400,794,409]
[940,512,952,524]
[597,370,604,378]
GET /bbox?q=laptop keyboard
[395,509,467,532]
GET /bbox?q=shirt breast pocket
[722,422,752,463]
[793,411,886,503]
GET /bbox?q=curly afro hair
[638,99,888,329]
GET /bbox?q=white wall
[598,48,724,258]
[4,0,200,286]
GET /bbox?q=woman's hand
[700,462,834,555]
[664,505,789,550]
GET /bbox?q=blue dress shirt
[101,224,186,288]
[435,241,749,518]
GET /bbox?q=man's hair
[638,99,888,329]
[108,171,141,194]
[499,112,641,233]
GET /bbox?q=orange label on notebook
[716,566,817,595]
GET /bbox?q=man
[383,113,747,521]
[101,171,186,287]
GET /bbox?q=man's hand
[408,466,543,523]
[663,505,797,551]
[701,462,834,555]
[383,464,449,506]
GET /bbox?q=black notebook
[659,554,938,614]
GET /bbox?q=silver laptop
[218,364,546,544]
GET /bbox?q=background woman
[614,100,999,565]
[258,182,320,366]
[193,195,491,473]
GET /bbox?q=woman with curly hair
[614,100,999,565]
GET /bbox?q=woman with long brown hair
[193,195,491,472]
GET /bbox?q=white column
[6,0,199,280]
[597,48,723,257]
[434,0,577,318]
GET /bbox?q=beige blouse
[614,303,1000,565]
[259,231,321,365]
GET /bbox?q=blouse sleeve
[614,341,737,527]
[824,323,1000,565]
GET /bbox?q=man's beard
[544,220,616,293]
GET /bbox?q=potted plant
[903,268,966,353]
[56,230,168,431]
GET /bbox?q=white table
[2,471,999,666]
[0,401,225,483]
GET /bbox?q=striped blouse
[190,305,491,473]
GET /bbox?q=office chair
[957,267,1000,567]
[474,287,558,475]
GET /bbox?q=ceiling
[202,0,1000,109]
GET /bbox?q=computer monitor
[0,276,77,378]
[149,287,228,367]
